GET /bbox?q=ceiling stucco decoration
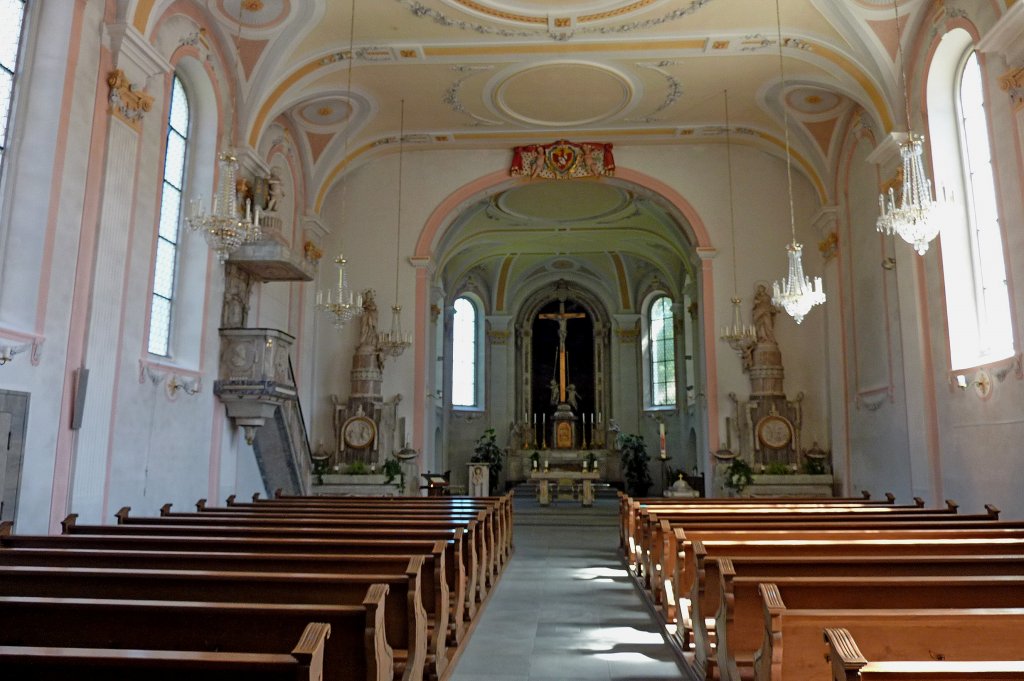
[398,0,717,40]
[215,0,290,29]
[785,86,842,117]
[491,62,634,126]
[444,65,502,126]
[494,182,632,223]
[626,61,683,122]
[297,98,352,129]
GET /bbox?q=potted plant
[471,428,504,491]
[382,457,404,486]
[619,433,653,496]
[723,458,754,493]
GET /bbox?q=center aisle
[447,496,684,681]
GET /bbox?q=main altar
[504,281,623,486]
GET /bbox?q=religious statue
[265,167,284,213]
[566,383,579,410]
[752,283,778,344]
[549,379,559,406]
[360,289,379,348]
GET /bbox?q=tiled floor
[447,497,684,681]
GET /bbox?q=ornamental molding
[400,0,717,42]
[999,67,1024,110]
[487,329,510,345]
[616,327,640,343]
[510,140,615,179]
[107,69,154,130]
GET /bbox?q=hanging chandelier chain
[774,0,797,245]
[893,0,914,135]
[394,99,404,307]
[724,89,739,298]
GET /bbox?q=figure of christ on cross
[539,301,586,405]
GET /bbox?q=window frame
[451,294,485,410]
[147,74,191,358]
[0,0,28,187]
[645,293,677,409]
[927,29,1015,371]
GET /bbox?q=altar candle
[659,422,667,459]
[598,411,602,424]
[533,413,537,424]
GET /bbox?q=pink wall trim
[34,1,88,341]
[412,265,430,455]
[700,256,719,453]
[51,42,114,533]
[913,254,944,506]
[413,170,511,258]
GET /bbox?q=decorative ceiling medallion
[297,97,352,129]
[399,0,717,40]
[215,0,290,29]
[494,181,630,222]
[785,86,841,116]
[493,62,634,127]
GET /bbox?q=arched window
[148,75,190,356]
[0,0,28,182]
[928,32,1014,369]
[452,296,482,407]
[648,295,676,406]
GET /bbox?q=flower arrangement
[723,458,754,492]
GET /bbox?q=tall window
[955,52,1013,363]
[452,296,478,407]
[148,76,190,356]
[649,295,676,406]
[0,0,28,180]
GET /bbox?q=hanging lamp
[769,0,825,324]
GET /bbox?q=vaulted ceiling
[134,0,1010,305]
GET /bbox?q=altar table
[531,469,601,507]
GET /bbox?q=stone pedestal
[351,344,383,399]
[552,403,576,448]
[749,342,785,396]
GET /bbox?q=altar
[531,469,601,506]
[506,449,621,484]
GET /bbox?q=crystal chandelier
[377,99,412,358]
[875,1,950,256]
[316,254,362,328]
[769,0,825,324]
[185,4,260,263]
[316,0,363,330]
[186,151,260,264]
[718,89,757,355]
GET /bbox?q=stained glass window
[148,76,190,356]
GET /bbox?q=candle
[337,266,344,289]
[533,459,538,469]
[598,411,602,424]
[533,413,537,424]
[659,422,667,459]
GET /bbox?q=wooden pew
[0,563,427,681]
[0,590,391,681]
[117,507,490,604]
[67,513,484,621]
[688,552,1024,680]
[5,521,467,639]
[651,508,1009,615]
[824,626,1024,681]
[715,575,1024,681]
[618,491,898,553]
[0,545,451,679]
[667,524,1024,622]
[0,621,331,681]
[188,501,502,587]
[626,497,928,572]
[252,492,515,565]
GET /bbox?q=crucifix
[539,301,586,405]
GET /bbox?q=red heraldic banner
[510,140,615,179]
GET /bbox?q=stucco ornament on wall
[107,69,153,130]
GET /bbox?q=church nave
[449,497,683,681]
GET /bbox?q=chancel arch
[423,169,712,493]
